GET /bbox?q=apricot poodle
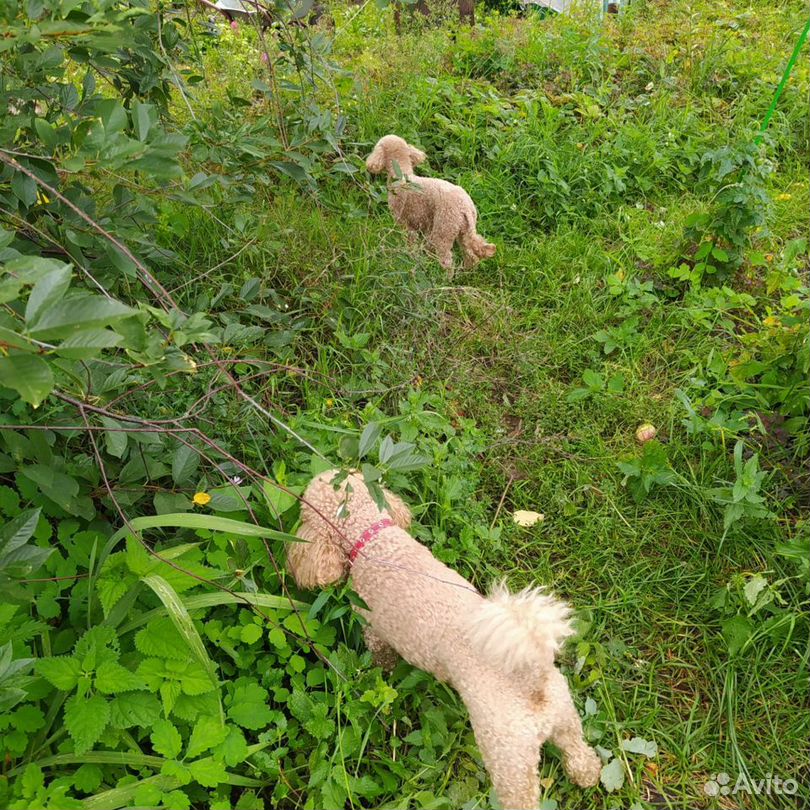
[287,470,601,809]
[366,134,496,272]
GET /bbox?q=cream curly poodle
[366,134,496,272]
[287,470,601,809]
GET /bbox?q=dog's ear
[383,489,412,530]
[365,145,387,175]
[286,516,348,589]
[407,144,426,166]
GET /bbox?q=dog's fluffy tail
[467,582,574,676]
[461,213,496,260]
[461,229,496,260]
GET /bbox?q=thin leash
[754,15,810,144]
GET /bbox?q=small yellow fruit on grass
[635,423,657,443]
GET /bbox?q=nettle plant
[0,3,415,808]
[669,141,772,287]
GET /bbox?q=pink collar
[349,518,394,564]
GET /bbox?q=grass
[148,0,810,806]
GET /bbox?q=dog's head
[365,135,426,177]
[286,469,412,589]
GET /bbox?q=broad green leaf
[743,574,768,606]
[108,691,162,729]
[20,463,79,512]
[150,718,182,759]
[37,656,81,691]
[269,160,308,182]
[0,326,35,351]
[262,480,297,518]
[11,172,37,207]
[27,295,136,340]
[55,328,123,359]
[0,352,54,408]
[600,757,625,792]
[25,263,72,327]
[0,508,41,554]
[240,624,262,645]
[582,369,603,389]
[227,681,273,730]
[619,736,658,757]
[565,387,591,403]
[94,660,145,694]
[358,422,382,459]
[721,615,753,655]
[171,444,199,486]
[64,693,110,754]
[188,756,228,788]
[141,574,219,692]
[179,660,216,696]
[215,726,247,767]
[73,763,103,793]
[186,716,227,759]
[134,617,189,660]
[14,704,45,732]
[100,416,127,459]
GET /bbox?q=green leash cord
[754,15,810,144]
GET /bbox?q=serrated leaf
[566,387,592,403]
[304,703,335,739]
[97,576,131,616]
[186,716,227,759]
[743,574,768,606]
[135,617,189,660]
[95,660,145,694]
[619,736,658,758]
[188,756,227,788]
[721,614,753,655]
[37,656,81,691]
[240,624,263,645]
[141,574,218,691]
[215,726,248,768]
[151,718,182,758]
[108,691,162,729]
[14,704,45,732]
[0,352,54,408]
[64,693,110,754]
[582,369,604,389]
[180,660,216,696]
[227,681,273,730]
[600,757,625,792]
[72,763,103,793]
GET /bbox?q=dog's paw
[567,748,602,788]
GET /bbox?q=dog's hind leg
[428,217,458,272]
[463,685,544,809]
[545,670,601,787]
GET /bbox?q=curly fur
[366,134,496,272]
[288,471,601,809]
